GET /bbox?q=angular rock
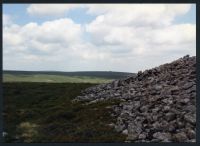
[165,113,176,121]
[138,133,147,139]
[184,114,196,125]
[74,55,196,142]
[186,129,195,139]
[173,132,188,142]
[122,129,128,135]
[153,132,172,141]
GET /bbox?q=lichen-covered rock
[74,55,196,142]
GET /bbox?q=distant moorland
[3,70,133,83]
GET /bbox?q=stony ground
[74,55,196,142]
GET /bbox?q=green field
[3,74,113,83]
[3,82,126,143]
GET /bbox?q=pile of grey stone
[74,55,196,142]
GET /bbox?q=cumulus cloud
[3,18,82,53]
[85,4,195,58]
[27,4,82,16]
[3,4,196,72]
[85,4,191,27]
[3,17,108,71]
[3,18,84,71]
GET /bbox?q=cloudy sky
[3,4,196,73]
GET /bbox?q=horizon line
[3,69,133,73]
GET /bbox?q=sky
[3,4,196,73]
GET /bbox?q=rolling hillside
[3,70,134,83]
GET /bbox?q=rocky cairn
[74,55,196,142]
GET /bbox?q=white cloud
[3,18,82,54]
[151,24,195,45]
[3,17,110,71]
[3,4,196,72]
[3,18,85,71]
[86,4,191,26]
[27,4,82,16]
[27,4,191,25]
[85,4,195,57]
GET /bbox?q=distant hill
[3,70,134,79]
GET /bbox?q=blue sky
[3,4,96,25]
[173,4,196,24]
[3,4,196,25]
[3,4,196,72]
